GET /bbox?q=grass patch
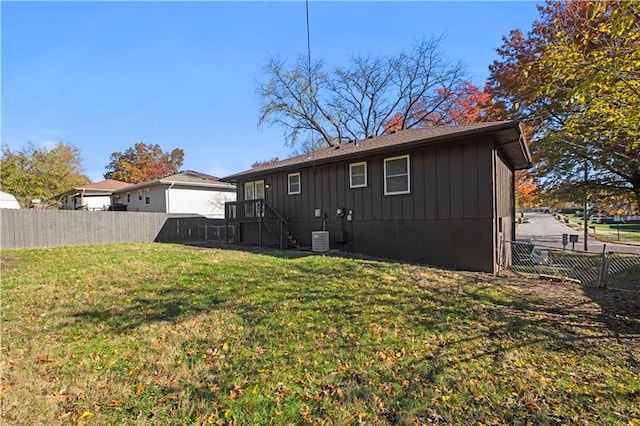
[564,217,640,242]
[1,243,638,425]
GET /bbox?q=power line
[305,0,314,152]
[305,0,312,94]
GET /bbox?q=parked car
[590,215,615,224]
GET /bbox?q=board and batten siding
[494,150,516,267]
[239,136,501,272]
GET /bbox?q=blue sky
[2,1,541,182]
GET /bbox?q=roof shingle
[223,121,531,182]
[111,170,235,193]
[78,179,131,191]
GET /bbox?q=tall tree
[1,142,90,208]
[251,157,280,169]
[105,143,184,184]
[383,81,493,133]
[258,37,466,149]
[488,0,640,210]
[515,170,541,208]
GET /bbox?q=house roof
[112,170,236,194]
[57,179,131,198]
[81,179,131,191]
[222,121,532,182]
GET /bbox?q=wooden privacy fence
[0,209,232,250]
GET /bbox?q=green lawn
[1,243,638,425]
[563,217,640,243]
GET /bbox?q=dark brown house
[222,121,531,273]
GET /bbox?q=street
[516,212,640,255]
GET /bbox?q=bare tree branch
[258,36,468,149]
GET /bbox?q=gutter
[157,180,235,189]
[113,180,235,194]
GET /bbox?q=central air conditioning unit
[311,231,330,253]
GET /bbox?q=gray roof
[112,170,235,194]
[222,121,531,182]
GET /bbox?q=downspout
[80,189,86,210]
[166,182,175,213]
[492,150,499,274]
[511,161,516,238]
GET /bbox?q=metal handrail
[260,199,290,249]
[224,199,292,249]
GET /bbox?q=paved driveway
[516,213,640,255]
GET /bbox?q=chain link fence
[499,240,640,290]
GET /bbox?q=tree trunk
[632,171,640,212]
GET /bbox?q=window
[349,161,367,188]
[144,188,150,204]
[384,155,410,195]
[288,172,301,195]
[127,193,131,203]
[244,180,265,217]
[138,190,142,201]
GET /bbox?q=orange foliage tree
[431,81,493,125]
[383,81,493,133]
[105,143,184,184]
[515,170,540,208]
[488,0,640,210]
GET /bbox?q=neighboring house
[111,170,236,217]
[59,179,131,210]
[222,121,532,273]
[0,191,21,209]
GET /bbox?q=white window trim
[288,172,301,195]
[384,154,411,195]
[349,161,368,188]
[244,181,255,200]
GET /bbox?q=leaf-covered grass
[1,243,638,425]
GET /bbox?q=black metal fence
[499,240,640,289]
